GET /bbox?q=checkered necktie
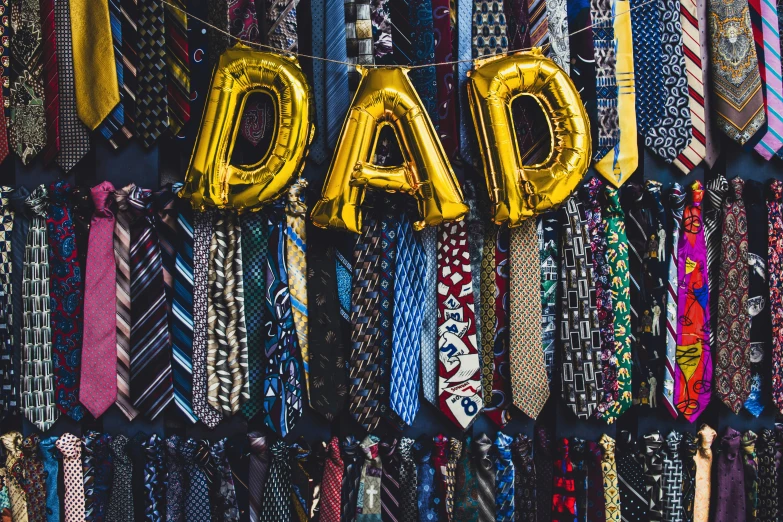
[136,0,169,146]
[0,187,13,421]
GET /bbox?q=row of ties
[3,424,780,522]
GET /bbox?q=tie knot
[449,438,463,460]
[9,185,31,215]
[398,437,415,462]
[342,436,361,461]
[327,437,342,462]
[291,441,311,462]
[361,435,380,460]
[144,434,162,459]
[645,179,662,197]
[689,180,704,207]
[286,178,308,217]
[128,186,154,217]
[495,433,513,460]
[698,424,717,454]
[433,434,448,461]
[599,434,615,456]
[248,433,268,455]
[644,432,663,454]
[21,435,41,457]
[1,431,22,456]
[741,430,756,455]
[270,439,289,460]
[604,186,622,213]
[26,185,49,217]
[770,179,783,201]
[474,434,493,466]
[668,183,685,215]
[56,433,81,459]
[730,176,744,199]
[91,181,116,214]
[110,435,131,465]
[665,431,681,454]
[721,428,740,460]
[49,180,72,203]
[113,184,137,211]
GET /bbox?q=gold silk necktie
[693,424,716,522]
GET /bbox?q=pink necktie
[751,0,783,159]
[79,181,118,418]
[56,433,85,522]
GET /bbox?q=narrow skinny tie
[57,433,85,522]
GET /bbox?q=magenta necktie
[79,181,118,418]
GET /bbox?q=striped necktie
[136,0,169,146]
[749,0,783,158]
[111,0,140,148]
[474,434,496,522]
[267,0,299,51]
[98,0,126,143]
[164,0,190,136]
[380,439,401,521]
[663,184,686,418]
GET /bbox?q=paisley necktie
[285,180,309,402]
[693,425,716,522]
[17,435,46,522]
[714,428,745,522]
[663,184,686,418]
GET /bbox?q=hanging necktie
[207,0,230,68]
[40,0,58,165]
[585,441,606,522]
[39,437,60,522]
[20,186,58,432]
[70,186,93,298]
[0,187,13,421]
[472,0,509,56]
[398,438,417,520]
[143,435,166,521]
[598,435,620,522]
[535,430,554,522]
[266,0,299,51]
[212,439,240,522]
[642,433,664,521]
[47,181,84,421]
[380,439,401,522]
[473,434,495,522]
[510,436,535,522]
[126,434,147,521]
[510,217,548,420]
[741,431,758,519]
[552,438,577,521]
[432,0,457,158]
[222,436,248,522]
[617,431,649,520]
[756,428,777,520]
[539,213,559,389]
[164,0,190,136]
[181,439,213,522]
[454,437,477,520]
[437,221,483,429]
[566,0,595,102]
[630,0,664,135]
[713,428,746,521]
[570,438,588,521]
[590,0,620,162]
[290,441,314,522]
[109,0,140,148]
[663,184,685,418]
[112,186,140,421]
[153,185,180,317]
[708,0,765,144]
[445,438,461,520]
[675,181,712,422]
[83,432,112,522]
[680,433,697,522]
[744,180,770,416]
[357,436,382,520]
[106,435,134,522]
[9,0,45,164]
[662,432,684,521]
[594,0,638,185]
[80,181,118,419]
[391,212,424,426]
[456,0,475,163]
[341,437,362,522]
[127,187,173,418]
[693,425,716,522]
[248,433,270,522]
[495,433,514,522]
[16,435,46,522]
[286,180,309,403]
[715,177,751,412]
[0,433,26,522]
[135,0,169,146]
[0,0,8,127]
[57,433,86,522]
[414,439,438,521]
[165,436,186,522]
[559,195,603,420]
[263,215,304,436]
[750,0,783,157]
[545,0,569,71]
[431,435,450,522]
[769,180,783,413]
[97,0,125,143]
[704,176,728,352]
[320,438,343,522]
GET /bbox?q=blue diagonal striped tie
[324,0,350,146]
[98,0,125,141]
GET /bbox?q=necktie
[57,433,86,522]
[248,433,270,522]
[46,181,84,421]
[380,439,401,521]
[472,0,508,56]
[680,433,697,522]
[258,441,291,521]
[212,439,240,522]
[391,212,424,426]
[164,0,190,136]
[106,435,134,522]
[69,187,92,301]
[712,428,746,522]
[662,432,684,521]
[675,181,712,422]
[570,438,588,521]
[125,434,146,522]
[437,221,483,429]
[83,432,112,522]
[0,0,8,126]
[617,431,649,520]
[165,436,186,522]
[153,186,179,316]
[630,0,664,135]
[704,176,727,353]
[40,0,59,165]
[715,177,752,412]
[454,437,477,521]
[20,186,58,432]
[552,438,576,521]
[290,441,313,522]
[586,441,606,522]
[535,428,554,522]
[342,437,362,522]
[598,435,620,522]
[642,433,664,521]
[0,471,12,522]
[494,433,514,522]
[97,0,125,143]
[751,0,783,157]
[143,435,166,522]
[421,227,438,406]
[591,0,620,161]
[320,438,343,522]
[510,436,535,522]
[356,435,382,520]
[741,431,758,520]
[1,433,26,522]
[39,437,60,522]
[9,0,45,165]
[16,435,45,522]
[510,216,548,419]
[756,428,777,519]
[465,189,486,412]
[267,0,299,51]
[80,181,118,419]
[559,195,603,419]
[693,425,716,522]
[431,435,450,522]
[473,434,495,522]
[432,0,458,158]
[0,187,14,421]
[112,186,140,421]
[595,0,638,186]
[446,438,461,520]
[110,0,140,148]
[398,438,418,520]
[769,180,783,413]
[182,439,213,522]
[135,0,169,146]
[207,0,230,69]
[128,187,173,418]
[415,440,439,521]
[69,0,119,129]
[263,215,304,436]
[708,0,766,144]
[539,213,559,388]
[286,180,309,401]
[663,184,685,418]
[457,0,474,163]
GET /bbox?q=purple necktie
[714,428,746,521]
[79,181,118,418]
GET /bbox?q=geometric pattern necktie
[756,428,778,520]
[112,185,140,422]
[662,431,684,521]
[642,432,664,521]
[675,181,712,422]
[398,438,417,521]
[21,186,59,432]
[559,195,602,420]
[259,440,292,522]
[693,425,716,522]
[751,0,783,158]
[181,439,212,522]
[617,431,649,520]
[421,227,438,406]
[56,433,85,522]
[599,435,621,522]
[320,437,343,522]
[680,433,697,522]
[768,180,783,413]
[480,223,497,419]
[704,176,728,353]
[164,0,190,136]
[591,0,620,161]
[97,0,125,143]
[708,0,765,144]
[46,181,83,421]
[136,0,168,146]
[40,0,58,165]
[106,435,134,522]
[494,433,514,522]
[552,438,577,520]
[714,427,746,521]
[663,184,686,418]
[715,177,751,413]
[740,430,757,519]
[285,180,308,404]
[0,187,13,422]
[437,220,483,429]
[510,218,548,419]
[630,0,664,135]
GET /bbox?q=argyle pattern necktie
[495,433,514,521]
[591,0,620,161]
[240,212,269,421]
[693,425,716,522]
[80,181,118,419]
[164,0,189,136]
[97,0,125,143]
[741,431,758,519]
[756,429,777,519]
[617,431,649,520]
[750,0,783,158]
[286,180,309,400]
[40,0,58,165]
[136,0,168,146]
[663,184,685,418]
[715,177,751,413]
[768,180,783,413]
[709,0,766,144]
[704,176,728,351]
[321,438,343,522]
[391,213,424,426]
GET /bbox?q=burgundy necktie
[320,437,343,522]
[79,181,118,419]
[40,0,59,164]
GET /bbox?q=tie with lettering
[768,180,783,413]
[286,180,309,403]
[57,433,85,522]
[740,431,758,519]
[675,181,711,422]
[495,433,514,521]
[663,184,685,418]
[756,429,777,519]
[708,0,766,144]
[617,431,649,520]
[693,425,716,522]
[136,0,169,146]
[80,181,118,419]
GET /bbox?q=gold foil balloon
[181,44,313,210]
[310,66,468,233]
[467,49,591,226]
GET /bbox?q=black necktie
[107,435,135,522]
[341,436,362,522]
[757,428,778,520]
[512,435,536,522]
[260,440,292,522]
[535,427,554,522]
[127,433,147,522]
[643,432,664,521]
[681,433,697,522]
[226,435,251,522]
[290,440,312,521]
[617,430,649,520]
[380,439,401,522]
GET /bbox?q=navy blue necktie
[182,438,213,522]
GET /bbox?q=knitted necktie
[675,181,712,422]
[510,435,535,522]
[769,180,783,413]
[693,425,716,522]
[617,431,649,520]
[320,437,343,522]
[598,435,620,522]
[708,0,766,144]
[495,433,514,521]
[437,221,483,429]
[663,184,686,418]
[57,433,85,522]
[713,428,746,521]
[0,187,13,422]
[135,0,169,146]
[182,439,213,522]
[341,437,362,522]
[128,187,173,418]
[286,180,309,401]
[80,181,118,419]
[662,432,684,521]
[356,435,382,519]
[552,438,577,520]
[741,431,758,519]
[643,432,664,521]
[704,176,728,353]
[474,434,495,522]
[398,438,418,520]
[380,439,401,522]
[106,435,134,522]
[756,428,777,519]
[248,433,270,522]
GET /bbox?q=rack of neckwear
[0,424,780,522]
[1,175,783,433]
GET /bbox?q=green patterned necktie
[135,0,169,146]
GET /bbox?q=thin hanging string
[162,0,657,70]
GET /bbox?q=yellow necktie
[0,432,27,522]
[286,179,310,399]
[69,0,120,129]
[599,434,622,521]
[595,0,638,187]
[694,424,717,522]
